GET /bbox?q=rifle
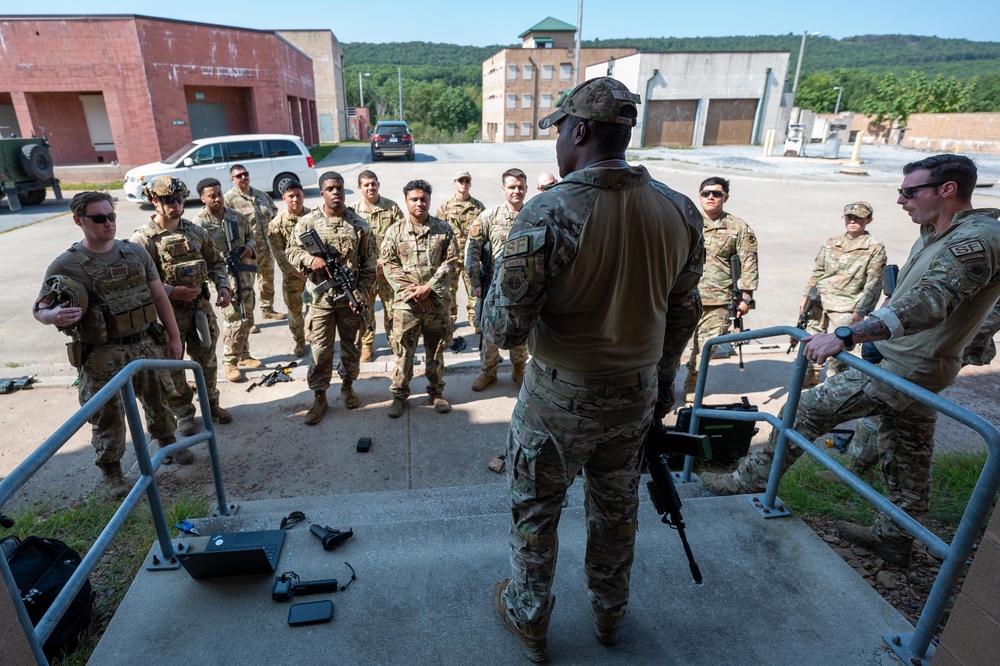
[473,239,493,347]
[246,362,297,392]
[644,420,709,584]
[788,286,821,354]
[728,255,754,370]
[861,264,899,365]
[223,218,258,322]
[298,229,375,332]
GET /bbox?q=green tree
[861,71,977,127]
[796,72,840,112]
[431,87,479,132]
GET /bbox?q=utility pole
[573,0,583,86]
[833,86,844,114]
[398,66,404,120]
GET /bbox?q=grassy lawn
[308,144,338,163]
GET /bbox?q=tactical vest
[300,210,365,304]
[141,224,210,294]
[69,241,157,345]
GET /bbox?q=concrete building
[585,51,791,148]
[481,17,635,143]
[277,30,347,144]
[0,15,332,168]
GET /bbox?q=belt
[109,330,148,345]
[531,359,651,389]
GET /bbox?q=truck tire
[19,144,54,181]
[18,188,46,206]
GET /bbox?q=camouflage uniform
[466,204,530,374]
[437,194,485,325]
[482,165,704,629]
[285,208,377,391]
[39,241,175,463]
[131,216,230,419]
[804,231,886,376]
[685,212,758,381]
[725,208,1000,545]
[381,216,459,399]
[269,207,312,350]
[350,196,404,353]
[192,206,257,367]
[225,186,278,314]
[962,298,1000,366]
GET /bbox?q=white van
[123,134,316,203]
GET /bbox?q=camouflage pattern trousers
[284,276,307,347]
[731,368,936,542]
[500,360,657,626]
[169,300,221,419]
[305,304,362,391]
[221,284,256,367]
[389,307,450,399]
[805,309,855,376]
[449,265,476,326]
[79,333,176,464]
[685,305,731,376]
[359,272,395,351]
[253,230,276,311]
[481,341,530,375]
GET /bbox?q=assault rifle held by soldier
[223,218,257,322]
[788,286,821,354]
[298,229,375,332]
[728,254,754,370]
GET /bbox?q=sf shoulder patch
[949,240,986,259]
[500,265,529,301]
[504,236,532,258]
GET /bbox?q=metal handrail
[682,325,1000,665]
[0,359,233,665]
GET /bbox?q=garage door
[643,100,698,147]
[704,99,758,146]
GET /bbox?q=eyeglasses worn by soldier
[481,76,706,660]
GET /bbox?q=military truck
[0,137,62,212]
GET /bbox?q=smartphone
[288,600,334,626]
[357,437,372,453]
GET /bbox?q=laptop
[177,529,286,580]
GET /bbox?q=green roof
[518,17,577,38]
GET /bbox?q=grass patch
[4,361,23,368]
[60,182,124,191]
[3,489,210,664]
[309,144,338,163]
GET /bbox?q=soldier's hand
[737,301,750,316]
[473,287,482,298]
[405,285,435,313]
[850,312,865,323]
[40,305,83,328]
[655,385,676,419]
[169,285,201,303]
[310,256,328,274]
[217,287,232,308]
[240,245,253,259]
[166,336,183,360]
[803,333,844,365]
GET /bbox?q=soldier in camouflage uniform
[269,180,311,358]
[436,170,485,327]
[703,154,1000,568]
[801,201,887,385]
[465,168,530,391]
[193,178,259,383]
[962,298,1000,366]
[131,176,234,439]
[684,177,758,402]
[225,164,283,323]
[349,170,404,362]
[483,77,704,660]
[34,191,184,497]
[285,172,377,425]
[381,179,459,418]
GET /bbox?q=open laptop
[177,529,286,580]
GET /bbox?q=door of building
[187,103,229,140]
[319,114,334,143]
[643,100,698,147]
[703,99,758,146]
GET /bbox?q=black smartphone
[357,437,372,453]
[288,599,334,626]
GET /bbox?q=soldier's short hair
[70,191,114,217]
[197,178,222,195]
[403,179,433,197]
[281,180,304,196]
[318,171,344,189]
[230,163,248,175]
[502,168,527,184]
[903,154,977,200]
[699,177,730,194]
[358,170,378,185]
[559,104,636,154]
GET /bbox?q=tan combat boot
[359,344,374,363]
[802,368,822,388]
[304,391,328,425]
[99,462,131,499]
[428,394,451,414]
[210,404,232,424]
[472,371,497,392]
[261,307,286,321]
[155,435,194,465]
[511,363,526,387]
[293,341,307,357]
[388,396,407,418]
[237,357,263,369]
[224,364,246,383]
[177,414,199,437]
[493,579,549,662]
[836,521,913,567]
[594,609,625,645]
[341,381,361,409]
[683,371,698,403]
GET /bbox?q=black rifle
[861,264,899,364]
[246,362,297,393]
[788,286,821,354]
[473,239,493,348]
[298,229,375,333]
[728,255,754,370]
[223,218,258,322]
[644,420,708,584]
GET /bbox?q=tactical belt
[108,330,148,345]
[531,359,652,389]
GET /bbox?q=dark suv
[371,121,414,161]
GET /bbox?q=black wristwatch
[834,326,855,351]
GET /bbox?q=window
[521,94,532,109]
[506,94,517,110]
[265,139,302,157]
[507,65,518,81]
[540,94,553,110]
[505,123,516,138]
[523,64,533,80]
[224,140,264,161]
[188,143,224,165]
[559,63,572,81]
[541,65,554,81]
[520,122,531,137]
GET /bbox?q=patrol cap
[454,171,472,181]
[538,76,641,130]
[844,201,873,218]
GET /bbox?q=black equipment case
[674,396,759,464]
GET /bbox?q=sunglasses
[898,181,945,200]
[700,190,725,199]
[157,196,182,206]
[457,178,471,184]
[81,212,117,224]
[233,172,250,179]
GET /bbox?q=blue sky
[6,0,998,44]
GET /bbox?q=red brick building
[0,15,319,167]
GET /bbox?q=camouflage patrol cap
[844,201,873,218]
[538,76,641,129]
[142,176,190,202]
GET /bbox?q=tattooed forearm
[851,317,890,342]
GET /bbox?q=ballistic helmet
[142,176,190,203]
[40,275,88,329]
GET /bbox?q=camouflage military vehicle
[0,137,61,211]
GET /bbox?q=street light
[359,72,371,107]
[791,31,820,98]
[833,86,844,114]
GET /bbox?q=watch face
[835,326,853,342]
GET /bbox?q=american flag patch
[949,241,986,258]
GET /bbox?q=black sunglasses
[898,181,945,200]
[457,178,471,184]
[700,190,725,199]
[81,212,117,224]
[233,172,250,179]
[157,195,182,206]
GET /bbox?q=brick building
[0,15,325,168]
[481,17,635,143]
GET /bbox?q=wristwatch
[834,326,855,351]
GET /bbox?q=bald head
[537,172,558,192]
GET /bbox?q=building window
[542,65,554,81]
[506,94,517,110]
[540,94,553,110]
[506,123,516,137]
[507,65,518,81]
[521,94,532,109]
[520,122,531,137]
[559,63,572,80]
[523,64,533,80]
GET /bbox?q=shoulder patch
[950,240,987,259]
[504,236,532,258]
[964,259,991,284]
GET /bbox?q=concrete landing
[89,483,911,665]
